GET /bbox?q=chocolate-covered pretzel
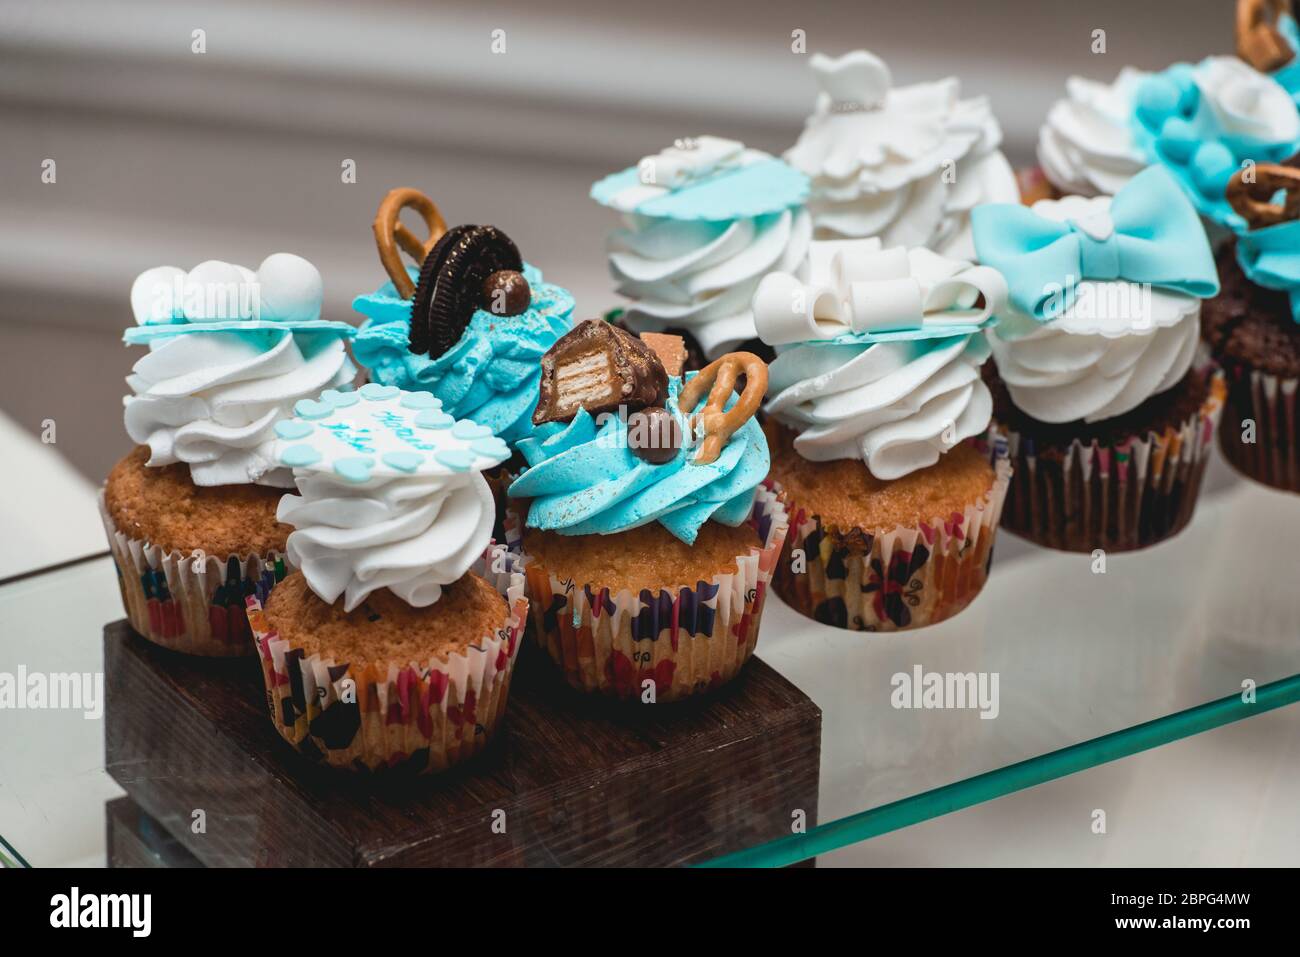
[1227,159,1300,229]
[409,225,523,358]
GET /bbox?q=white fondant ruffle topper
[784,50,1018,258]
[126,254,353,343]
[753,237,1007,345]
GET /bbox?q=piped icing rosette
[1037,68,1152,197]
[591,136,812,358]
[272,384,510,611]
[753,236,1006,480]
[124,254,356,487]
[972,166,1220,424]
[783,50,1018,260]
[352,189,576,447]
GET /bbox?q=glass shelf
[1,456,1297,868]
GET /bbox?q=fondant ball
[129,265,186,325]
[256,253,322,323]
[1190,142,1236,197]
[184,260,250,320]
[1135,76,1182,129]
[1156,116,1199,163]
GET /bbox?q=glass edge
[699,672,1300,868]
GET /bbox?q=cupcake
[507,321,788,701]
[1237,0,1300,107]
[350,188,575,536]
[784,50,1018,259]
[752,235,1012,631]
[245,384,527,773]
[102,253,356,655]
[1204,162,1300,493]
[972,165,1224,552]
[1034,52,1300,236]
[590,135,811,362]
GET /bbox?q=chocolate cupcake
[1203,162,1300,493]
[103,253,356,655]
[752,235,1012,631]
[247,385,527,773]
[508,324,788,701]
[972,166,1224,552]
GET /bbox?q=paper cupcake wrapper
[1215,360,1300,494]
[98,490,287,656]
[991,373,1226,552]
[518,486,789,702]
[770,449,1011,633]
[247,547,528,774]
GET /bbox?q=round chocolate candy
[627,407,682,465]
[481,269,531,317]
[409,225,523,358]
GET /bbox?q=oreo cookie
[409,225,523,358]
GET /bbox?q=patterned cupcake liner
[246,547,528,774]
[98,490,286,657]
[770,450,1012,632]
[991,373,1226,552]
[1215,359,1300,494]
[518,486,789,702]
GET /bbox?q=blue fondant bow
[971,166,1220,321]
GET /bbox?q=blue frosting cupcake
[353,261,575,446]
[510,374,769,545]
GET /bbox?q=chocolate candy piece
[481,269,531,317]
[534,319,668,425]
[627,407,682,464]
[409,225,523,358]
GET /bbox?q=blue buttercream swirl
[508,376,769,545]
[352,263,576,445]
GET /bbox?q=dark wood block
[106,797,202,869]
[104,620,820,867]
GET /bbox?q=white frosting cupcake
[984,194,1201,424]
[1036,69,1149,197]
[784,50,1018,260]
[593,136,812,357]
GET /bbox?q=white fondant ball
[255,253,322,323]
[130,265,186,325]
[185,260,253,321]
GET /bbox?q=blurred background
[0,0,1231,566]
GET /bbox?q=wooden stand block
[104,621,820,867]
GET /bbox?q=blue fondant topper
[591,136,809,222]
[273,387,509,484]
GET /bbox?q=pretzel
[1227,159,1300,229]
[677,352,768,465]
[373,188,448,299]
[1237,0,1296,73]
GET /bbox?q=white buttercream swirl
[124,331,355,487]
[278,469,495,613]
[984,194,1201,424]
[766,334,993,481]
[608,205,813,356]
[784,50,1018,259]
[1036,68,1149,197]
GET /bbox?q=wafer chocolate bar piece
[533,320,668,425]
